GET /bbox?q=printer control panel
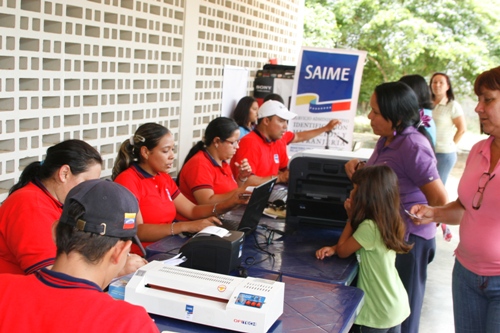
[235,293,266,309]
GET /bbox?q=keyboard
[269,188,287,203]
[221,218,240,231]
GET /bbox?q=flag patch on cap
[123,213,136,229]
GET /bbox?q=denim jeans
[452,259,500,333]
[436,152,457,185]
[350,324,401,333]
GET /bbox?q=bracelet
[212,203,219,217]
[170,222,176,236]
[355,161,366,171]
[238,176,248,182]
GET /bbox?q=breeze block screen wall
[0,0,303,200]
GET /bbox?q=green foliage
[303,0,500,109]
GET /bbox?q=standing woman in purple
[345,82,448,333]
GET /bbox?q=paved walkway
[420,173,461,333]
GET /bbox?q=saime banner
[288,47,367,153]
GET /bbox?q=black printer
[179,230,244,275]
[286,149,373,228]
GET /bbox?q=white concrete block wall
[0,0,303,201]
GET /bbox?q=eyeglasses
[224,139,240,148]
[472,172,495,210]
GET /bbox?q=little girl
[316,165,412,333]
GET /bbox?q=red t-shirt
[0,181,61,275]
[178,150,237,204]
[0,269,159,333]
[231,129,294,178]
[114,165,180,252]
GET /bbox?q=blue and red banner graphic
[289,47,366,152]
[296,51,360,113]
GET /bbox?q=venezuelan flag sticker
[123,213,136,229]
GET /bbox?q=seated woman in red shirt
[177,117,252,205]
[0,139,146,275]
[112,122,248,252]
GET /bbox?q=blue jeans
[453,259,500,333]
[436,152,457,185]
[350,324,401,333]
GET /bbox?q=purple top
[367,126,439,240]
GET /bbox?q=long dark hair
[112,123,170,180]
[232,96,257,129]
[399,75,433,110]
[9,140,102,196]
[350,165,413,253]
[430,72,455,102]
[177,117,238,184]
[375,81,433,147]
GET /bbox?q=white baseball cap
[258,100,297,120]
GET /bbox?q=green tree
[304,0,500,110]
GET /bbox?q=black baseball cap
[59,179,139,239]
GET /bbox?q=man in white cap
[231,100,339,183]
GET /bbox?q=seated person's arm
[118,254,147,276]
[176,192,247,220]
[233,158,252,184]
[277,169,288,184]
[193,188,238,205]
[136,202,221,242]
[292,119,341,143]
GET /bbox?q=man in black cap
[0,179,159,332]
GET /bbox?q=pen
[333,133,349,144]
[326,131,349,144]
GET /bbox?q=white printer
[125,261,285,333]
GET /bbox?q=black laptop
[221,177,277,234]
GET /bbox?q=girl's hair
[112,123,170,180]
[375,81,434,147]
[9,140,102,196]
[350,165,413,253]
[399,75,433,110]
[430,72,455,102]
[232,96,257,129]
[177,117,238,184]
[474,66,500,95]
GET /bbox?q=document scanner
[125,261,285,333]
